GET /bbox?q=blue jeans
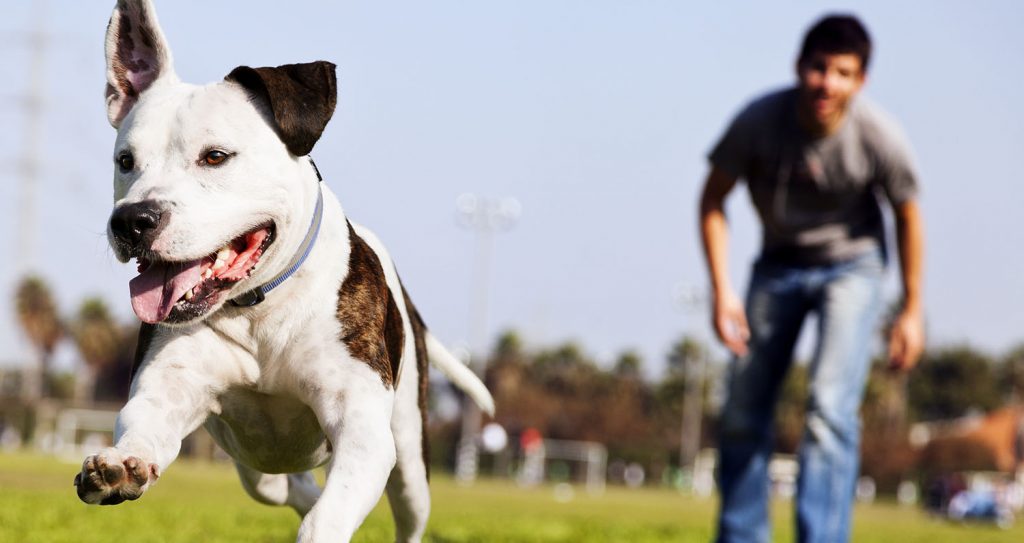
[715,250,884,543]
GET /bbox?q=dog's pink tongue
[129,260,203,323]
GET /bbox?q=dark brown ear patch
[337,222,403,387]
[226,61,337,156]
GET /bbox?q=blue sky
[1,1,1022,377]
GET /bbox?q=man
[698,14,925,543]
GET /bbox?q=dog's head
[104,0,336,326]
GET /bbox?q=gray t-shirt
[709,87,919,266]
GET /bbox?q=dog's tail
[425,333,495,416]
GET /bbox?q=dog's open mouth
[129,224,275,324]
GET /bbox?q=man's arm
[699,166,749,356]
[888,199,925,370]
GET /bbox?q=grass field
[0,451,1020,542]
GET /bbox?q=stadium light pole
[453,194,520,483]
[673,283,708,475]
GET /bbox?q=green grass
[0,451,1020,542]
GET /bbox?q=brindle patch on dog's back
[337,222,403,387]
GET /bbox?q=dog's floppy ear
[104,0,176,128]
[226,62,338,157]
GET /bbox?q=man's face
[796,51,866,130]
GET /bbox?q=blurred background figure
[698,14,925,543]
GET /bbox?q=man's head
[795,15,871,135]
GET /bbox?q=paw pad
[74,451,155,505]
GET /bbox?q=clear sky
[1,0,1022,377]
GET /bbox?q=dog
[72,1,494,541]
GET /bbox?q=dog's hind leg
[386,429,430,542]
[385,358,430,543]
[385,421,430,543]
[235,462,321,516]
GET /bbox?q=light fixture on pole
[453,194,520,483]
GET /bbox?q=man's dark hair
[798,14,872,72]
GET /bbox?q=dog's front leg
[295,362,397,542]
[74,332,235,505]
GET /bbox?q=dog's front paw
[74,448,159,505]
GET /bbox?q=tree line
[14,275,135,403]
[457,328,1024,490]
[13,274,1024,488]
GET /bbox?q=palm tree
[667,336,710,469]
[70,298,121,403]
[613,350,644,380]
[666,335,706,379]
[14,275,63,400]
[1000,343,1024,403]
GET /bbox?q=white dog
[73,2,494,541]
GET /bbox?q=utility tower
[15,1,47,275]
[12,1,49,403]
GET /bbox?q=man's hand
[699,166,748,357]
[888,309,924,371]
[890,200,925,372]
[713,289,750,357]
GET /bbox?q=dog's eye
[117,152,134,173]
[203,150,230,166]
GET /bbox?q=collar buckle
[229,288,265,307]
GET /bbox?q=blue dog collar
[229,158,324,307]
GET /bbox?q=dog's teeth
[213,258,226,271]
[216,247,231,261]
[202,269,213,279]
[184,289,194,301]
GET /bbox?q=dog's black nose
[110,201,165,250]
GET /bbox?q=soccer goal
[517,438,608,494]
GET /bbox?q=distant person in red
[520,427,543,452]
[698,14,926,543]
